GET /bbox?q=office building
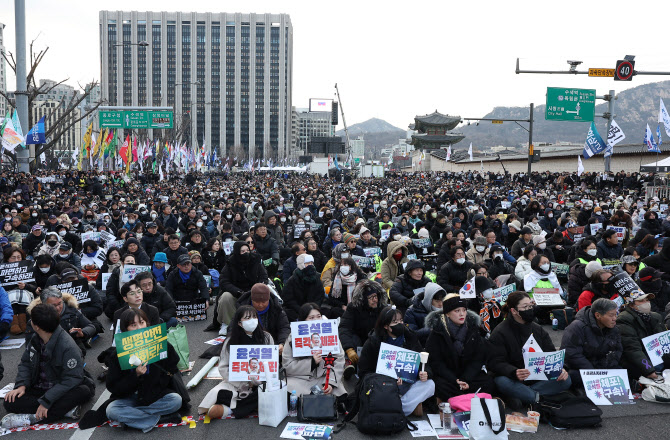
[295,107,334,154]
[349,135,364,159]
[99,11,293,160]
[0,23,7,117]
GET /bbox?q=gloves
[0,321,9,339]
[346,348,359,364]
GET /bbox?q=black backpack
[539,392,602,429]
[335,373,416,435]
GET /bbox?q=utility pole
[603,90,615,172]
[527,103,534,175]
[14,0,30,172]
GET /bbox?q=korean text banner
[290,319,340,357]
[375,342,421,384]
[0,261,35,286]
[55,279,90,304]
[524,349,565,381]
[176,299,208,322]
[229,345,279,382]
[114,323,168,370]
[642,329,670,367]
[121,265,151,283]
[580,369,632,405]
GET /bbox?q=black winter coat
[141,232,161,258]
[389,274,431,311]
[203,249,227,273]
[235,291,290,345]
[165,267,209,302]
[281,268,325,322]
[219,252,268,297]
[617,307,666,378]
[437,260,473,293]
[144,283,177,322]
[358,329,431,381]
[404,294,432,345]
[560,306,622,372]
[339,280,387,351]
[642,240,670,280]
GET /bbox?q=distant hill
[336,118,405,148]
[460,80,670,149]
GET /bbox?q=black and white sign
[0,261,35,286]
[55,279,90,304]
[176,299,208,322]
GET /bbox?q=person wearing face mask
[389,259,431,314]
[576,269,621,311]
[404,282,446,346]
[380,241,408,291]
[465,236,489,265]
[425,294,495,402]
[532,235,555,262]
[322,257,365,316]
[37,232,60,258]
[234,284,289,357]
[198,305,274,421]
[568,239,602,305]
[53,242,81,270]
[538,208,558,234]
[358,305,433,416]
[281,254,325,322]
[523,254,564,295]
[486,245,516,282]
[636,267,670,313]
[54,225,82,255]
[471,275,503,333]
[489,291,571,409]
[31,255,56,290]
[546,231,571,264]
[617,290,667,382]
[437,246,472,293]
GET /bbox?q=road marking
[69,389,110,440]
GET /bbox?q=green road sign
[545,87,596,122]
[99,110,173,129]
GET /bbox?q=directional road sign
[545,87,596,122]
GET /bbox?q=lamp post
[173,81,199,146]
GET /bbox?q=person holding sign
[617,290,667,381]
[282,303,345,397]
[523,255,564,296]
[488,292,571,408]
[576,269,621,311]
[198,305,274,420]
[404,282,446,346]
[282,254,325,322]
[104,254,137,319]
[424,294,495,401]
[165,254,209,305]
[105,308,183,433]
[358,305,434,416]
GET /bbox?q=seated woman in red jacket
[577,269,621,311]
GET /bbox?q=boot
[17,314,27,333]
[9,315,20,335]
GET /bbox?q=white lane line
[68,389,111,440]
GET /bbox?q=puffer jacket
[616,306,666,379]
[219,242,268,297]
[389,271,431,311]
[437,259,473,293]
[642,239,670,276]
[560,306,622,371]
[235,290,290,345]
[339,279,387,351]
[379,241,408,291]
[281,267,326,322]
[26,293,97,347]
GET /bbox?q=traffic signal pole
[603,90,615,172]
[528,103,534,175]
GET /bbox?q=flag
[119,135,130,164]
[82,123,92,158]
[658,123,663,146]
[334,155,340,170]
[480,160,484,172]
[660,99,670,138]
[459,276,476,299]
[468,143,473,161]
[132,136,138,162]
[104,130,116,159]
[645,124,661,153]
[1,113,24,151]
[11,111,25,149]
[446,145,452,161]
[89,134,96,167]
[92,129,103,158]
[577,155,584,176]
[26,116,46,145]
[582,122,607,159]
[606,119,625,158]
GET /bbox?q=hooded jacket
[339,279,387,351]
[263,210,285,247]
[404,282,445,345]
[380,241,408,291]
[253,231,279,262]
[389,261,431,310]
[281,266,326,322]
[560,306,622,372]
[165,266,209,302]
[437,259,473,293]
[26,293,97,342]
[219,241,268,297]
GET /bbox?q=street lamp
[173,81,200,144]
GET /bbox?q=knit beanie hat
[250,283,271,303]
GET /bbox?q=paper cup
[527,410,540,426]
[419,352,429,364]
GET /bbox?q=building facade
[350,135,364,159]
[99,11,293,160]
[0,23,7,117]
[295,107,334,155]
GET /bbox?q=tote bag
[469,397,508,440]
[258,380,288,427]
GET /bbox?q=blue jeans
[494,376,572,404]
[165,317,179,329]
[106,392,182,433]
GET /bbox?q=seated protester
[252,223,279,278]
[321,258,366,319]
[357,227,377,249]
[546,231,571,264]
[1,303,94,429]
[474,276,504,336]
[140,222,161,259]
[282,242,306,283]
[342,232,366,258]
[514,245,537,282]
[95,247,122,290]
[165,254,209,304]
[339,279,387,379]
[164,234,189,267]
[80,240,105,282]
[152,228,175,256]
[617,290,667,381]
[510,227,534,260]
[282,303,346,397]
[22,224,45,258]
[105,308,182,432]
[198,305,274,420]
[430,214,450,243]
[567,238,601,306]
[597,229,624,260]
[217,241,268,335]
[486,245,516,284]
[379,241,408,291]
[636,267,670,313]
[151,252,169,286]
[358,305,434,415]
[405,282,445,346]
[189,251,210,276]
[488,292,571,408]
[577,269,621,311]
[560,298,622,385]
[203,238,227,273]
[281,254,325,322]
[121,238,151,266]
[45,266,104,333]
[621,254,641,281]
[111,280,161,333]
[465,236,489,265]
[235,283,290,356]
[306,237,328,274]
[425,294,495,402]
[185,229,207,254]
[54,242,81,270]
[134,272,177,328]
[532,235,555,262]
[523,254,564,295]
[37,232,61,258]
[437,246,472,293]
[104,254,137,320]
[321,243,348,285]
[27,287,97,355]
[31,255,56,291]
[3,247,32,334]
[389,259,431,314]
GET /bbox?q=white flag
[577,155,584,176]
[468,143,473,161]
[459,276,476,299]
[446,145,452,161]
[660,99,670,138]
[607,119,626,149]
[480,160,484,172]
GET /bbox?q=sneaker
[1,413,37,429]
[64,405,81,420]
[157,412,182,425]
[218,323,228,336]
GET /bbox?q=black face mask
[518,307,536,323]
[239,253,250,263]
[47,240,57,247]
[648,279,663,292]
[389,323,405,337]
[303,265,317,276]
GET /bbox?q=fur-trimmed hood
[27,292,80,314]
[350,279,387,309]
[424,309,481,334]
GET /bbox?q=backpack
[539,392,602,429]
[335,373,416,435]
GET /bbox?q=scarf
[332,272,357,302]
[153,265,166,283]
[480,300,501,333]
[385,334,405,348]
[178,269,191,284]
[446,316,468,356]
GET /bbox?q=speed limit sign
[614,60,634,81]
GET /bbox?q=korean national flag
[582,122,607,159]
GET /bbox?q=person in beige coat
[380,241,408,291]
[198,305,274,420]
[465,236,490,265]
[282,303,346,397]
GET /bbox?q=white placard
[289,320,340,357]
[580,369,633,405]
[228,345,279,382]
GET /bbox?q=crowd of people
[0,167,667,430]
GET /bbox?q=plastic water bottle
[552,317,559,331]
[289,390,298,417]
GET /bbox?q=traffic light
[614,60,635,81]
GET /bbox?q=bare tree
[1,38,105,170]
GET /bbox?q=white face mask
[196,221,203,227]
[32,213,38,217]
[151,213,158,219]
[494,254,503,260]
[393,234,401,240]
[58,230,66,236]
[548,213,553,218]
[241,318,258,333]
[538,243,547,250]
[482,289,493,301]
[540,263,551,272]
[280,217,286,223]
[587,249,597,257]
[340,266,351,275]
[476,245,485,253]
[305,216,311,221]
[456,258,466,265]
[39,266,50,273]
[636,302,652,314]
[341,253,350,259]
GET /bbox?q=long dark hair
[501,291,531,317]
[225,305,266,352]
[298,303,321,321]
[119,307,149,332]
[373,306,402,338]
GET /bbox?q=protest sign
[352,255,373,269]
[108,239,125,250]
[0,261,35,286]
[523,349,565,381]
[532,288,563,307]
[501,201,511,209]
[606,225,626,242]
[55,279,90,304]
[573,226,585,241]
[121,265,151,283]
[580,369,632,405]
[101,273,111,290]
[492,283,516,305]
[293,223,307,238]
[406,253,417,260]
[229,345,279,382]
[551,263,569,277]
[203,275,212,288]
[412,238,432,249]
[290,319,340,357]
[601,259,621,270]
[380,229,391,241]
[222,241,235,256]
[375,342,421,384]
[176,299,208,322]
[99,230,116,246]
[81,231,101,243]
[609,272,639,299]
[114,323,168,370]
[362,247,382,258]
[590,223,602,236]
[642,329,670,367]
[280,423,333,439]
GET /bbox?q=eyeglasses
[127,289,142,297]
[516,305,534,311]
[245,240,253,244]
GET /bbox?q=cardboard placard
[375,342,421,384]
[492,283,516,305]
[0,261,35,286]
[642,329,670,367]
[289,319,340,357]
[580,369,633,405]
[362,247,382,258]
[55,278,90,304]
[121,265,151,283]
[114,323,168,370]
[352,255,373,269]
[228,345,279,382]
[606,225,626,242]
[523,349,565,381]
[175,299,208,322]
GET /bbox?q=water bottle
[552,317,559,331]
[289,390,298,417]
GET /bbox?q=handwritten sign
[290,320,340,357]
[492,283,516,305]
[114,323,168,370]
[551,263,569,277]
[524,349,565,381]
[362,247,382,258]
[375,342,421,384]
[175,299,208,322]
[642,330,670,367]
[580,369,632,405]
[229,345,279,382]
[121,265,151,283]
[606,225,626,242]
[0,261,35,286]
[412,238,432,249]
[55,279,90,304]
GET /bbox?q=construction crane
[334,83,351,167]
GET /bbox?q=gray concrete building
[295,107,334,155]
[0,23,7,117]
[99,11,293,160]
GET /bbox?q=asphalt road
[0,310,668,440]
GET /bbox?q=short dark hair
[120,280,139,298]
[135,271,154,285]
[119,307,149,332]
[450,246,465,258]
[374,305,403,338]
[168,234,180,242]
[291,242,304,256]
[31,303,60,333]
[602,229,617,240]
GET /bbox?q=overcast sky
[2,0,669,131]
